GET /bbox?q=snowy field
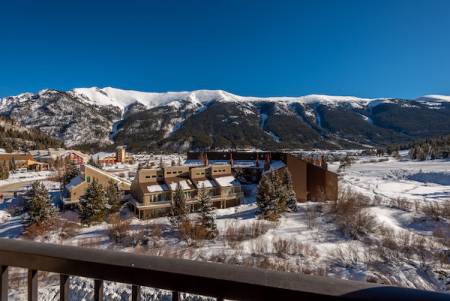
[332,152,450,203]
[0,170,55,187]
[0,153,449,300]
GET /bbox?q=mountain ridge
[2,87,450,152]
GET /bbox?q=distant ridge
[2,87,450,151]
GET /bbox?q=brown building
[0,152,49,171]
[64,164,131,206]
[93,146,133,166]
[187,151,338,202]
[130,164,243,219]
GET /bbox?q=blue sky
[1,0,450,98]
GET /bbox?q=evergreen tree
[25,181,56,225]
[105,180,121,213]
[256,173,279,220]
[169,183,188,227]
[79,180,107,225]
[197,184,217,238]
[88,157,102,168]
[281,169,298,212]
[63,162,80,185]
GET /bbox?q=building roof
[92,152,115,161]
[146,182,170,193]
[214,175,240,187]
[193,178,217,189]
[85,165,131,185]
[0,153,33,161]
[166,178,194,191]
[65,175,84,191]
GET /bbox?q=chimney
[229,152,234,167]
[204,152,209,166]
[264,153,270,171]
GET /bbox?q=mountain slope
[0,116,63,152]
[2,87,450,151]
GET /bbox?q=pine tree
[281,169,298,212]
[197,184,217,238]
[105,180,121,213]
[25,181,56,225]
[63,162,80,185]
[88,157,102,168]
[169,183,188,227]
[79,180,107,225]
[256,173,279,220]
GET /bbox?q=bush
[272,238,318,259]
[223,221,275,242]
[422,201,450,221]
[107,214,131,244]
[331,189,376,239]
[178,220,210,246]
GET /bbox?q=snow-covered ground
[331,152,450,203]
[0,170,54,187]
[1,153,449,299]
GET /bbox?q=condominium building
[129,164,243,219]
[64,164,131,206]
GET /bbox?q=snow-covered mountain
[2,87,450,151]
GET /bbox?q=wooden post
[27,269,37,301]
[131,285,140,301]
[0,266,8,301]
[94,279,103,301]
[60,274,70,301]
[172,291,180,301]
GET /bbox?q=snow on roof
[65,175,83,191]
[85,165,131,185]
[270,160,286,170]
[147,183,169,193]
[92,152,115,160]
[196,179,217,188]
[214,176,239,187]
[167,179,193,191]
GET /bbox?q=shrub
[107,214,131,244]
[223,221,274,242]
[178,219,210,246]
[331,189,376,239]
[422,202,440,220]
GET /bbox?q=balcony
[0,238,447,301]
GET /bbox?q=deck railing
[0,238,447,301]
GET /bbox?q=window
[86,176,91,183]
[167,172,172,174]
[145,176,151,178]
[152,175,156,178]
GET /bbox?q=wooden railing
[0,238,447,301]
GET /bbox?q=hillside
[0,116,63,152]
[3,88,450,151]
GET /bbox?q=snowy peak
[69,87,240,111]
[417,95,450,103]
[67,87,379,111]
